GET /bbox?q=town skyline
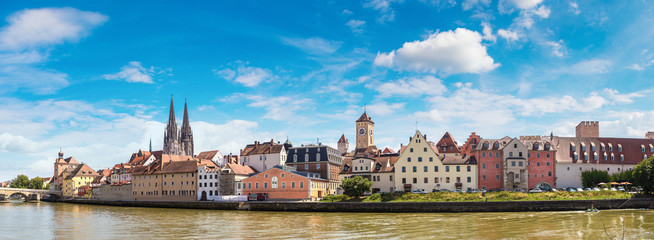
[2,1,654,180]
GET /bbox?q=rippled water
[1,201,653,239]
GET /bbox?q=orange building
[242,165,329,200]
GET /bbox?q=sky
[1,0,654,181]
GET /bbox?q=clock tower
[355,111,374,150]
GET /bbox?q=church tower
[180,99,194,156]
[337,134,349,155]
[163,96,180,155]
[355,111,374,150]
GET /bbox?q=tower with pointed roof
[355,111,374,150]
[180,99,194,157]
[163,96,194,156]
[337,133,349,155]
[163,96,180,155]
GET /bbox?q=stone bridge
[0,188,62,202]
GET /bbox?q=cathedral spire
[168,95,176,126]
[149,138,152,152]
[182,99,190,128]
[180,98,194,157]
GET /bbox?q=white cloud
[506,0,543,10]
[481,22,496,42]
[281,37,343,55]
[225,94,314,122]
[0,65,69,94]
[0,7,108,50]
[626,60,654,71]
[346,19,366,34]
[497,29,520,41]
[546,40,566,57]
[214,61,274,87]
[363,0,399,23]
[564,59,613,74]
[462,0,491,11]
[0,133,43,153]
[103,61,156,83]
[374,28,500,74]
[531,5,551,18]
[341,9,353,15]
[603,89,644,104]
[569,2,580,15]
[376,75,447,97]
[367,101,406,115]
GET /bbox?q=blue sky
[1,0,654,180]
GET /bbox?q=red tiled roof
[225,163,257,175]
[197,150,222,160]
[65,163,99,180]
[241,140,285,156]
[436,132,461,153]
[356,112,374,123]
[338,134,348,143]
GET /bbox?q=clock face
[358,128,366,136]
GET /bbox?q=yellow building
[62,163,99,198]
[131,155,200,202]
[394,131,477,192]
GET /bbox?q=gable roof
[436,132,461,153]
[224,163,257,175]
[241,140,285,156]
[65,163,99,180]
[441,154,477,165]
[197,150,223,160]
[338,134,348,143]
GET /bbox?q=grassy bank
[322,191,633,203]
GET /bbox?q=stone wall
[56,198,654,213]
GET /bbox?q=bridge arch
[8,192,30,202]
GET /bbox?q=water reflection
[1,202,653,239]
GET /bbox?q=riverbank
[322,191,633,203]
[53,197,654,213]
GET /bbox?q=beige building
[62,163,100,198]
[220,163,257,195]
[131,155,200,202]
[394,131,477,192]
[95,183,132,201]
[340,156,396,193]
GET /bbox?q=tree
[9,175,30,189]
[581,170,610,188]
[633,156,654,194]
[610,169,634,183]
[28,177,44,190]
[340,176,373,198]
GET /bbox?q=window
[467,177,471,183]
[418,157,422,162]
[548,171,552,177]
[482,163,486,169]
[424,177,428,183]
[446,177,450,183]
[435,177,439,183]
[410,148,414,152]
[518,162,523,167]
[512,161,516,167]
[482,175,486,180]
[519,152,523,157]
[514,144,517,148]
[317,153,321,160]
[434,166,438,172]
[446,166,450,172]
[272,177,278,189]
[620,154,624,162]
[299,181,304,188]
[264,182,268,189]
[515,174,520,179]
[482,153,486,157]
[483,142,489,148]
[402,167,406,173]
[412,166,417,172]
[291,182,295,188]
[547,153,550,158]
[317,164,320,170]
[429,157,433,162]
[594,153,598,161]
[293,154,297,162]
[571,145,576,152]
[547,162,551,166]
[305,164,309,170]
[424,166,428,172]
[248,183,251,189]
[456,177,461,183]
[402,178,406,184]
[413,178,417,184]
[408,157,411,162]
[618,145,622,152]
[467,166,471,172]
[424,147,427,152]
[496,163,500,169]
[574,153,578,161]
[509,152,513,157]
[537,153,541,158]
[456,166,460,172]
[537,162,541,166]
[255,183,259,189]
[390,175,393,181]
[496,153,499,157]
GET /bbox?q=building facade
[62,163,99,198]
[285,144,343,194]
[219,163,257,195]
[240,140,287,172]
[241,165,329,200]
[198,165,221,201]
[131,157,199,202]
[340,157,395,193]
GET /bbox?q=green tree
[340,176,373,198]
[28,177,44,190]
[581,170,610,188]
[43,183,50,190]
[9,174,30,189]
[610,169,634,183]
[633,156,654,194]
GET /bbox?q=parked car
[411,189,427,194]
[617,187,626,191]
[576,188,584,192]
[602,188,609,191]
[610,187,618,191]
[513,189,525,192]
[592,188,601,191]
[528,188,543,193]
[453,189,463,193]
[489,188,504,192]
[550,188,558,192]
[567,188,576,192]
[466,189,479,193]
[479,189,487,193]
[584,188,592,192]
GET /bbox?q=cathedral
[163,96,194,156]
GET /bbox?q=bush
[321,194,351,202]
[340,176,373,198]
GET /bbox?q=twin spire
[163,95,194,156]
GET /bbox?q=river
[1,201,653,239]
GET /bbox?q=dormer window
[618,144,623,152]
[494,142,499,149]
[376,164,381,170]
[483,142,489,149]
[620,154,624,161]
[534,143,539,149]
[642,145,646,153]
[611,153,615,161]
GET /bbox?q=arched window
[271,176,278,189]
[611,153,615,161]
[493,142,499,149]
[534,143,539,150]
[620,154,624,161]
[316,153,320,160]
[293,154,297,162]
[593,152,598,161]
[483,142,489,149]
[305,154,309,161]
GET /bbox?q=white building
[197,166,221,201]
[197,150,226,167]
[339,156,396,193]
[240,140,287,172]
